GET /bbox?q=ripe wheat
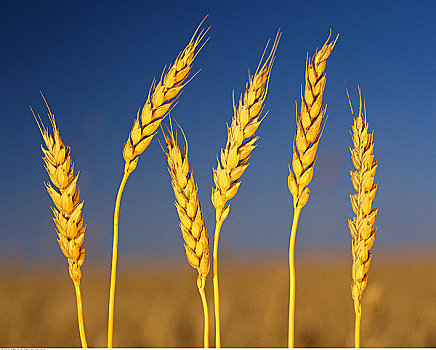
[287,33,338,208]
[108,18,209,347]
[287,32,338,348]
[161,118,210,347]
[122,22,209,175]
[347,87,378,348]
[31,94,88,348]
[211,30,281,347]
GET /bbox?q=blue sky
[1,0,435,267]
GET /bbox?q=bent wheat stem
[107,171,129,347]
[107,19,208,347]
[211,31,280,347]
[32,94,88,348]
[287,33,338,347]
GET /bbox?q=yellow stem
[212,218,223,348]
[355,304,362,348]
[74,282,88,348]
[288,206,301,348]
[108,170,130,348]
[198,279,210,348]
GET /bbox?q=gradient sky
[1,0,435,267]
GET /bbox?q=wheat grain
[211,30,281,348]
[31,94,88,348]
[161,118,210,347]
[287,32,338,348]
[347,87,378,348]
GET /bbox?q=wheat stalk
[347,87,378,348]
[211,30,280,347]
[287,32,338,348]
[31,94,88,348]
[161,117,210,348]
[108,18,209,347]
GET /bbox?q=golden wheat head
[122,18,210,174]
[161,118,210,287]
[347,87,378,315]
[31,95,86,285]
[288,33,338,209]
[211,30,281,222]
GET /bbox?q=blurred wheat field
[1,254,435,347]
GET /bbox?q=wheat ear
[31,94,88,348]
[107,18,209,347]
[287,33,338,348]
[211,30,280,348]
[161,118,210,348]
[347,87,378,348]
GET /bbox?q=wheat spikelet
[211,31,281,222]
[161,119,210,283]
[347,87,378,347]
[287,33,338,209]
[161,117,210,347]
[31,94,88,347]
[122,19,209,174]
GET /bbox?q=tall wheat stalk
[108,19,209,347]
[211,31,280,347]
[161,118,210,347]
[287,33,338,348]
[31,94,88,348]
[347,87,378,348]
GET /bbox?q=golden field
[1,253,435,347]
